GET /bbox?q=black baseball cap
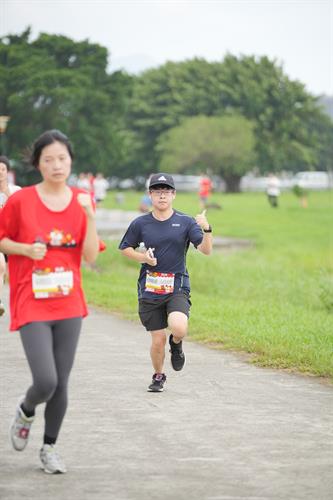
[149,173,175,190]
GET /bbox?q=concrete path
[0,285,332,500]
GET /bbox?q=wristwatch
[203,225,212,233]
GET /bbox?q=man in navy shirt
[119,173,212,392]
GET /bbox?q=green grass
[83,189,333,380]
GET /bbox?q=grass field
[83,189,333,380]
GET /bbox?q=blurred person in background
[93,173,109,205]
[0,155,21,316]
[77,172,91,192]
[266,172,281,208]
[138,173,153,213]
[198,172,213,210]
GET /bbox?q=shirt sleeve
[188,218,204,248]
[0,194,19,240]
[118,219,141,250]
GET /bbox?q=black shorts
[138,292,191,332]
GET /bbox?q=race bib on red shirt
[32,267,74,299]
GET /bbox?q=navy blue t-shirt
[119,210,204,299]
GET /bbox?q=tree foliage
[0,28,134,179]
[128,55,332,177]
[157,115,256,191]
[1,29,332,188]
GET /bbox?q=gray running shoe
[0,301,5,316]
[10,397,34,451]
[40,444,67,474]
[147,373,167,392]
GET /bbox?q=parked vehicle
[293,171,332,190]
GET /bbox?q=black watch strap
[203,225,212,233]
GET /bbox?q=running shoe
[169,334,185,371]
[40,444,67,474]
[147,373,167,392]
[0,301,5,316]
[10,397,34,451]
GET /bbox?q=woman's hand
[77,193,95,218]
[26,243,47,260]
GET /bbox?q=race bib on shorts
[145,271,175,295]
[32,267,74,299]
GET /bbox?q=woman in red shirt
[0,130,99,474]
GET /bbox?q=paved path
[0,285,332,500]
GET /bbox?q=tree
[156,115,256,192]
[128,56,332,177]
[128,59,227,174]
[217,54,332,172]
[0,29,134,181]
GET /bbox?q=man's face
[149,185,176,210]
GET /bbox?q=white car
[293,171,332,190]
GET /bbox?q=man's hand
[195,209,210,231]
[144,247,157,266]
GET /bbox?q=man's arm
[195,210,213,255]
[121,247,157,266]
[197,232,213,255]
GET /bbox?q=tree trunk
[223,174,241,193]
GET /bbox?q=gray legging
[19,317,82,440]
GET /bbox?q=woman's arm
[77,193,99,263]
[0,238,47,259]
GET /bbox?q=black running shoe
[169,334,185,371]
[147,373,166,392]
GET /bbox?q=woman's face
[0,162,8,182]
[37,141,71,184]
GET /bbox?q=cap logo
[158,176,167,181]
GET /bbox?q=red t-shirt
[0,186,89,331]
[199,177,212,197]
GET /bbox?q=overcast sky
[1,0,332,96]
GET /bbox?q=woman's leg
[44,317,82,442]
[20,322,58,412]
[10,322,58,452]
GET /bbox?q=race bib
[145,271,175,295]
[32,267,74,299]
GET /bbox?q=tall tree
[128,56,332,176]
[0,29,134,182]
[156,115,256,191]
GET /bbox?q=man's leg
[168,311,188,343]
[150,330,166,373]
[148,330,167,392]
[168,311,188,371]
